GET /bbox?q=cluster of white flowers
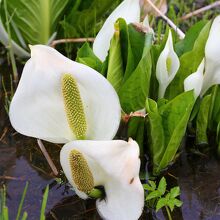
[9,0,220,218]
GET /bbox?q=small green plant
[144,177,183,220]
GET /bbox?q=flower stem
[165,206,172,220]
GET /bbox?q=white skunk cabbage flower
[60,138,144,220]
[184,59,204,99]
[201,15,220,96]
[9,45,121,143]
[93,0,140,62]
[156,30,180,98]
[184,16,220,97]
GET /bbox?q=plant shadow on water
[1,60,220,220]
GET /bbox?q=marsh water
[1,58,220,220]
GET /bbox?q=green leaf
[2,0,69,44]
[123,24,146,81]
[107,24,124,92]
[143,184,154,191]
[209,86,220,130]
[156,198,167,212]
[119,33,153,113]
[147,92,195,175]
[146,190,160,200]
[146,98,165,171]
[196,95,212,144]
[173,198,183,208]
[76,42,102,72]
[165,21,212,99]
[175,20,207,56]
[152,91,195,175]
[170,186,180,198]
[127,116,145,157]
[157,177,167,196]
[167,199,175,212]
[148,180,156,190]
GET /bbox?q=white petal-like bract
[156,30,180,98]
[9,45,121,143]
[93,0,140,62]
[184,59,204,99]
[201,15,220,96]
[60,139,144,220]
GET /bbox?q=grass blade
[15,182,29,220]
[40,185,49,220]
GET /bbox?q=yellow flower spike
[69,149,94,193]
[62,74,87,140]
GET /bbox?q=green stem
[165,206,172,220]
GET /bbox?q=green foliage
[76,42,102,72]
[127,116,145,157]
[0,0,69,45]
[146,91,195,175]
[61,0,120,38]
[118,32,153,113]
[196,95,211,145]
[144,177,183,217]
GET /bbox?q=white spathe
[9,45,121,143]
[93,0,140,62]
[60,139,144,220]
[184,59,204,99]
[184,16,220,97]
[201,15,220,96]
[156,30,180,98]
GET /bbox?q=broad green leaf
[147,92,194,175]
[127,117,145,157]
[146,190,160,200]
[76,42,102,72]
[119,33,153,113]
[157,177,167,196]
[209,86,220,131]
[156,198,167,212]
[155,91,195,175]
[196,95,211,144]
[3,0,69,44]
[175,20,207,56]
[170,187,180,198]
[123,24,146,81]
[107,25,124,92]
[146,98,165,172]
[165,21,212,99]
